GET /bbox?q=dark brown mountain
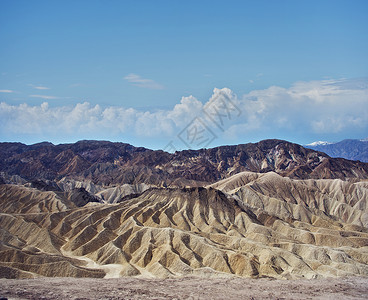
[1,139,368,187]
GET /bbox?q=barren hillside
[1,140,368,280]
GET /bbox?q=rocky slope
[1,139,368,188]
[1,176,368,279]
[1,139,368,280]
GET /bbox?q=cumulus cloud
[224,78,368,140]
[124,73,164,90]
[0,78,367,147]
[167,95,203,127]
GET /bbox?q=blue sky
[0,0,367,150]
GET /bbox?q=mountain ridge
[1,139,368,188]
[305,138,368,162]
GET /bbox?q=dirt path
[0,276,367,300]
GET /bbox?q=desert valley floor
[1,276,368,299]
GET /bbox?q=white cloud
[28,84,50,90]
[0,78,367,146]
[167,95,203,127]
[124,73,164,90]
[29,94,58,100]
[0,89,14,93]
[225,78,368,138]
[34,86,50,90]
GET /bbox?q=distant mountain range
[1,139,368,187]
[305,138,368,162]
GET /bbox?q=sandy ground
[0,276,367,300]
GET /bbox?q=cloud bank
[0,78,367,148]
